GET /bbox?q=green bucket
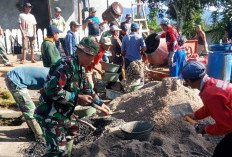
[74,107,96,118]
[121,121,155,141]
[101,62,120,73]
[102,72,120,82]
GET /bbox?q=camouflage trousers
[5,78,35,119]
[0,45,9,64]
[36,114,78,157]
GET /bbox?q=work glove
[168,51,175,66]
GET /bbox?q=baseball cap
[160,18,170,25]
[126,14,132,18]
[182,61,206,80]
[55,7,62,12]
[90,7,96,13]
[25,3,32,7]
[131,23,140,30]
[70,21,81,27]
[47,25,62,36]
[76,37,100,56]
[100,37,112,46]
[121,24,129,31]
[110,25,122,31]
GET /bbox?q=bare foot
[31,59,36,63]
[20,60,25,64]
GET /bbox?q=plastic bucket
[145,33,169,66]
[101,62,120,73]
[102,2,123,23]
[206,51,232,82]
[209,44,231,52]
[74,107,96,118]
[121,121,154,141]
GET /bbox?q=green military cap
[76,37,99,56]
[89,7,96,13]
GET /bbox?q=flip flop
[31,59,37,63]
[20,60,25,64]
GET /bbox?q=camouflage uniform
[35,37,101,157]
[0,41,10,64]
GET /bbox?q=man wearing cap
[119,24,129,42]
[120,14,132,31]
[51,7,67,56]
[5,67,49,141]
[85,37,112,87]
[121,23,146,69]
[41,25,61,67]
[35,37,111,157]
[65,21,81,56]
[18,3,37,64]
[83,7,100,42]
[100,21,119,40]
[158,18,186,78]
[182,61,232,157]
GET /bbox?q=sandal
[4,63,14,67]
[20,60,25,64]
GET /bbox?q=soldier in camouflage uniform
[5,67,49,140]
[35,37,111,157]
[0,39,13,66]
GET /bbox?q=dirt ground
[0,54,43,157]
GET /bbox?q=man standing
[192,25,208,55]
[65,21,81,56]
[50,7,67,56]
[182,61,232,157]
[120,14,132,30]
[121,23,146,69]
[41,25,61,67]
[18,3,37,64]
[5,67,49,140]
[158,18,186,78]
[35,37,110,157]
[119,24,129,42]
[82,7,100,42]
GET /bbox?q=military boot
[26,118,43,140]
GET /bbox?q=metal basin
[121,121,155,141]
[102,72,120,82]
[101,61,120,73]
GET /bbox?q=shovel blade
[169,103,194,118]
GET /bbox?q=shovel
[168,103,197,126]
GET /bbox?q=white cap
[110,25,122,31]
[100,37,112,46]
[160,18,170,25]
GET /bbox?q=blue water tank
[207,51,232,82]
[209,44,231,52]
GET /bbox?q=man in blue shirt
[5,67,49,141]
[121,23,146,69]
[82,7,100,42]
[65,21,81,56]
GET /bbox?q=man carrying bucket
[182,61,232,157]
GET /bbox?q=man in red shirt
[85,37,112,88]
[158,18,186,78]
[182,61,232,157]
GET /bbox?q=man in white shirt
[50,7,67,56]
[18,3,37,64]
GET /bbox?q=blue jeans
[55,38,67,56]
[169,49,186,78]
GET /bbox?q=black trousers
[213,133,232,157]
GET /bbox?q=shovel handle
[184,115,197,125]
[91,103,109,114]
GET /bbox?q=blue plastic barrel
[209,44,231,52]
[206,51,232,82]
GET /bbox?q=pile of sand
[126,60,144,84]
[73,78,222,157]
